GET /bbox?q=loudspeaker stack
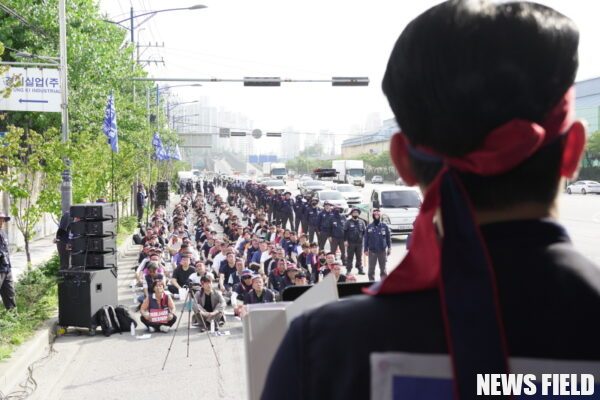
[58,203,118,330]
[156,181,169,206]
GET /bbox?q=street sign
[0,67,61,112]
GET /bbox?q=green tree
[0,126,63,264]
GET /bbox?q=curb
[0,317,57,395]
[0,234,134,397]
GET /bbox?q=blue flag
[152,132,167,160]
[102,93,119,152]
[165,144,182,161]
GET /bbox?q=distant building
[575,77,600,133]
[341,118,398,158]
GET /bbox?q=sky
[98,0,600,136]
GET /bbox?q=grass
[116,215,138,246]
[0,255,59,361]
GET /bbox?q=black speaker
[72,236,117,253]
[71,203,116,220]
[71,219,117,236]
[58,268,118,330]
[71,251,117,269]
[156,181,169,190]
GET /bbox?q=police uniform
[316,206,334,250]
[329,209,347,264]
[280,194,294,230]
[364,219,391,281]
[344,212,366,274]
[306,204,320,243]
[293,196,304,233]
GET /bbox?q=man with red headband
[262,1,600,399]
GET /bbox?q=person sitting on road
[231,269,254,316]
[267,258,287,293]
[193,275,226,332]
[188,261,213,285]
[280,264,299,291]
[244,275,276,304]
[140,279,176,333]
[137,262,165,304]
[168,253,195,296]
[330,261,347,283]
[294,271,309,286]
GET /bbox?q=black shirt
[204,293,213,312]
[172,266,195,287]
[262,220,600,400]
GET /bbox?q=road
[20,184,600,400]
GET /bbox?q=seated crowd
[133,176,351,333]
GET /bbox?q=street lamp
[105,5,207,44]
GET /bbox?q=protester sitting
[294,271,308,286]
[231,269,254,316]
[188,261,213,285]
[140,279,176,333]
[330,262,347,283]
[267,258,286,293]
[244,275,276,304]
[193,275,226,331]
[168,253,194,296]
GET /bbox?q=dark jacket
[344,218,366,243]
[316,210,334,235]
[262,220,600,400]
[330,212,346,239]
[363,221,391,252]
[244,288,276,304]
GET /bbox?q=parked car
[300,180,326,196]
[371,175,384,184]
[333,184,362,205]
[360,185,422,235]
[313,190,349,214]
[566,180,600,195]
[264,179,287,193]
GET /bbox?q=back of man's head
[383,0,579,210]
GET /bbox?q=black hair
[382,0,579,210]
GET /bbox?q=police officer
[306,198,320,244]
[301,195,311,234]
[280,192,294,230]
[293,195,304,233]
[136,184,146,223]
[329,207,347,265]
[316,202,334,250]
[363,209,391,281]
[0,212,16,310]
[344,208,366,275]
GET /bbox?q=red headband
[366,87,575,296]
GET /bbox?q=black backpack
[94,305,121,336]
[132,233,143,245]
[114,305,137,332]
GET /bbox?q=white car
[364,185,422,235]
[313,190,349,214]
[334,184,362,205]
[371,175,384,184]
[566,180,600,195]
[264,179,287,193]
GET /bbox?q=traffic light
[332,77,369,86]
[266,132,282,137]
[244,77,281,87]
[219,127,230,138]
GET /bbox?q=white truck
[332,160,365,187]
[263,162,287,182]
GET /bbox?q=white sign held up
[0,67,61,113]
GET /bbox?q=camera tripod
[161,287,221,370]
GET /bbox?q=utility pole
[59,0,71,214]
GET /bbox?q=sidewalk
[10,234,57,281]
